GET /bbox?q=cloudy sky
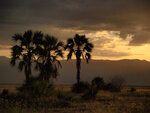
[0,0,150,60]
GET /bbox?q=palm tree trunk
[25,66,30,83]
[25,61,32,83]
[26,74,30,83]
[76,58,81,85]
[26,51,32,83]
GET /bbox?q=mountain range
[0,56,150,86]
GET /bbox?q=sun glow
[86,31,150,61]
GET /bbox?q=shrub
[103,83,113,90]
[71,81,90,93]
[103,83,121,92]
[17,79,54,99]
[110,86,121,92]
[92,77,104,90]
[82,85,99,100]
[109,75,125,88]
[130,88,136,92]
[1,89,8,96]
[0,89,9,99]
[57,90,75,101]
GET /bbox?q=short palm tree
[65,34,94,85]
[10,30,36,82]
[33,35,64,82]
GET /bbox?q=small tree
[107,75,125,92]
[92,77,104,90]
[110,75,125,88]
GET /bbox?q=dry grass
[0,85,150,113]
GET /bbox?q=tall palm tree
[33,34,64,82]
[10,30,38,82]
[65,34,94,85]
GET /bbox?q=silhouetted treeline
[10,30,93,87]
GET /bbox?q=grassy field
[0,85,150,113]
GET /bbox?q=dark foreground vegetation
[0,84,150,113]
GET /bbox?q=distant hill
[0,56,25,84]
[0,56,150,86]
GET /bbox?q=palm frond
[85,52,91,63]
[34,45,44,56]
[56,60,62,68]
[56,50,64,58]
[65,38,75,50]
[52,65,59,78]
[23,54,28,61]
[33,31,43,45]
[10,56,19,66]
[12,34,22,42]
[23,30,33,46]
[45,35,58,46]
[81,53,85,59]
[18,61,25,71]
[56,41,64,48]
[11,45,23,57]
[83,43,94,52]
[74,34,81,46]
[67,49,74,60]
[80,35,88,44]
[67,38,74,44]
[87,43,94,48]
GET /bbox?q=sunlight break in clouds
[86,31,150,61]
[0,45,11,58]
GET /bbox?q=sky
[0,0,150,60]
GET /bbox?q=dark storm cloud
[0,0,150,45]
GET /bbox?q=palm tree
[10,30,38,82]
[65,34,94,85]
[33,34,64,82]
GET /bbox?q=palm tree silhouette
[65,34,94,85]
[10,30,37,82]
[33,34,64,82]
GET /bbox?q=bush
[82,85,99,100]
[110,86,121,92]
[109,76,125,88]
[71,81,90,93]
[57,90,75,101]
[1,89,8,96]
[103,83,121,92]
[0,89,9,99]
[92,77,104,90]
[130,88,136,92]
[103,83,113,90]
[17,79,54,99]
